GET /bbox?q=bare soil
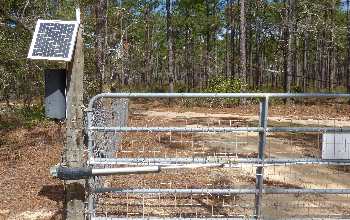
[0,122,64,220]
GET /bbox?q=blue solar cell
[28,20,78,61]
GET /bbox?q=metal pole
[88,126,350,133]
[87,92,350,109]
[89,157,350,166]
[93,187,350,195]
[83,109,95,219]
[86,110,95,220]
[89,126,263,133]
[91,218,252,220]
[254,97,268,219]
[91,166,160,176]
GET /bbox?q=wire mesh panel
[90,98,128,158]
[261,102,350,219]
[85,93,350,220]
[89,98,129,201]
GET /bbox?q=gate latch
[50,164,161,180]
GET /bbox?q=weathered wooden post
[64,9,85,220]
[28,9,85,219]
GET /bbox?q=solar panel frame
[27,19,79,62]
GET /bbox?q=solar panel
[28,20,79,61]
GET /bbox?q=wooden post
[64,15,85,219]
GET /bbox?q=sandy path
[136,109,350,218]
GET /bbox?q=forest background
[1,0,350,108]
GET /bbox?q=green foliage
[200,76,247,106]
[16,105,45,123]
[0,104,46,129]
[291,85,303,93]
[143,84,168,93]
[205,75,247,93]
[175,83,188,93]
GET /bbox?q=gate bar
[88,126,350,133]
[86,93,350,219]
[89,157,350,166]
[91,217,350,220]
[88,92,350,108]
[254,98,268,218]
[92,218,252,220]
[88,93,350,112]
[93,188,350,194]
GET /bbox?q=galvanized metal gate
[85,93,350,219]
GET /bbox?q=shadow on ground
[39,184,65,220]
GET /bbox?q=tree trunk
[284,0,294,95]
[239,0,247,88]
[166,0,174,93]
[282,1,289,94]
[185,7,191,91]
[205,0,210,87]
[95,0,107,93]
[225,0,230,78]
[230,0,236,79]
[254,1,261,89]
[329,0,336,92]
[347,0,350,102]
[303,32,309,92]
[320,29,326,90]
[294,37,299,88]
[143,4,152,86]
[248,23,253,88]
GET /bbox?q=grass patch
[0,104,47,129]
